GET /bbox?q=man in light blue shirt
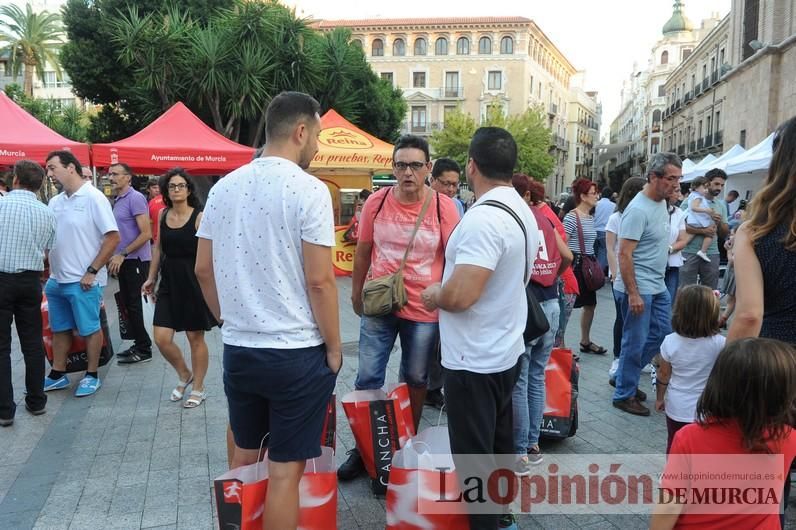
[612,153,682,417]
[0,160,56,425]
[593,186,615,273]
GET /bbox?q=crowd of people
[1,92,796,529]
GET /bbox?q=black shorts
[223,343,337,462]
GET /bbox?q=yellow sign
[319,127,374,149]
[332,226,356,276]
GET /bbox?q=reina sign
[319,127,374,149]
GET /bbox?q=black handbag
[481,200,550,344]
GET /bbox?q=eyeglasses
[394,161,426,172]
[168,183,188,191]
[436,180,459,188]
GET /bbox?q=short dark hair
[265,91,321,143]
[468,127,517,181]
[431,157,460,178]
[705,168,727,182]
[110,162,135,179]
[646,152,681,180]
[393,135,430,162]
[159,167,202,209]
[727,189,739,198]
[46,150,82,175]
[13,160,45,191]
[601,186,613,199]
[697,338,796,451]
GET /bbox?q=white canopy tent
[682,145,746,183]
[682,158,696,173]
[724,133,776,200]
[725,133,775,174]
[681,153,717,183]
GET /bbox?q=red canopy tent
[92,102,254,175]
[0,91,91,165]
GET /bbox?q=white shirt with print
[196,157,335,349]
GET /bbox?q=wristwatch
[122,251,130,258]
[86,265,98,274]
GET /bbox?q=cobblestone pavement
[1,278,794,529]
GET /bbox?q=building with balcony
[722,0,796,149]
[606,2,722,187]
[662,15,730,163]
[566,74,601,181]
[0,55,81,108]
[316,16,580,195]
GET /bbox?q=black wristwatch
[86,265,98,274]
[122,251,130,258]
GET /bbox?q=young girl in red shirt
[651,338,796,529]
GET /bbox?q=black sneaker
[337,448,366,481]
[117,351,152,364]
[498,512,518,529]
[116,347,137,358]
[0,417,13,427]
[424,389,445,409]
[25,403,46,416]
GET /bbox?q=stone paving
[1,278,794,529]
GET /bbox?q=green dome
[663,0,693,35]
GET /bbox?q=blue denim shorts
[355,314,439,390]
[223,343,337,462]
[44,279,102,337]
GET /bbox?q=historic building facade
[316,16,596,195]
[606,2,722,187]
[662,15,730,161]
[722,0,796,148]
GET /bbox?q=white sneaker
[696,250,711,262]
[641,363,654,374]
[608,358,620,377]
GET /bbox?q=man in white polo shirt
[195,91,340,530]
[422,127,538,530]
[44,150,119,397]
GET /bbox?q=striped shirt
[563,210,596,256]
[0,189,56,273]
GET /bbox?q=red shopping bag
[540,348,579,439]
[41,293,114,373]
[386,426,470,530]
[341,383,415,495]
[214,446,337,530]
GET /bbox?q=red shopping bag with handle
[320,394,337,453]
[540,348,579,439]
[386,426,470,530]
[342,383,415,495]
[41,293,114,373]
[214,446,337,530]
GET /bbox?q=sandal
[184,390,206,409]
[579,342,607,355]
[170,375,194,402]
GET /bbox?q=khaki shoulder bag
[362,190,434,317]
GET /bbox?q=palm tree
[0,3,64,97]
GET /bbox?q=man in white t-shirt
[422,127,538,530]
[195,92,340,530]
[44,150,119,398]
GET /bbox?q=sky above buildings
[11,0,731,137]
[284,0,732,136]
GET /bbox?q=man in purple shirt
[108,163,153,363]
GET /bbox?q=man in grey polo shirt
[679,168,729,289]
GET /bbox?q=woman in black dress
[142,168,217,408]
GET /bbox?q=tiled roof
[315,16,532,28]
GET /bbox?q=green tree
[60,0,405,145]
[430,105,555,181]
[0,3,64,97]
